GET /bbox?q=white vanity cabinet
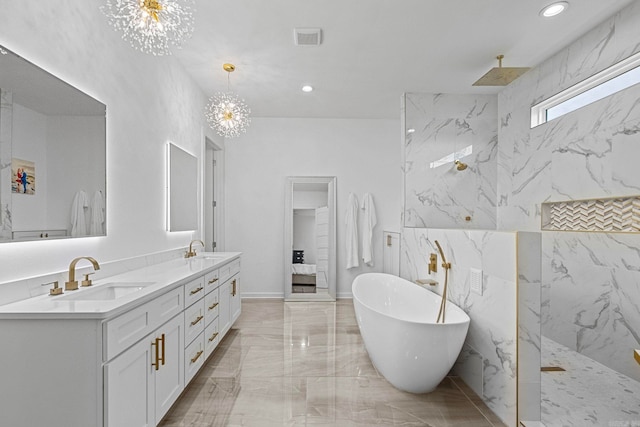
[0,253,241,427]
[104,312,184,427]
[104,285,185,427]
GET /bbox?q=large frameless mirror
[284,176,337,301]
[0,44,107,242]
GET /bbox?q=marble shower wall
[401,228,539,426]
[498,1,640,383]
[0,90,11,240]
[403,93,498,229]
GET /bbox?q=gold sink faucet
[185,239,205,258]
[65,256,101,291]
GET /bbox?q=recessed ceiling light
[540,1,569,17]
[302,85,313,92]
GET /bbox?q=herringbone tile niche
[541,196,640,232]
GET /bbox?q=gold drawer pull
[190,315,204,326]
[208,302,219,310]
[190,286,204,295]
[208,278,218,284]
[151,337,160,371]
[208,332,219,342]
[190,350,204,364]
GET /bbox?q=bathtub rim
[352,272,470,326]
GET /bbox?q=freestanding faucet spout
[185,239,205,258]
[65,256,101,291]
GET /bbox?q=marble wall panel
[0,90,12,240]
[400,227,525,426]
[497,0,640,395]
[541,232,640,382]
[517,232,542,423]
[404,93,498,229]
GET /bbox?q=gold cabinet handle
[208,302,219,310]
[231,279,236,297]
[208,278,218,284]
[190,350,204,364]
[151,337,160,371]
[190,286,204,295]
[160,333,165,366]
[190,315,204,326]
[208,332,219,342]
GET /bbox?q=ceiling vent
[294,28,322,46]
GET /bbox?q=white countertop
[0,252,241,320]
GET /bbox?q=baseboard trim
[241,292,353,299]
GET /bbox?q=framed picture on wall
[11,158,35,195]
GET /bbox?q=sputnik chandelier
[101,0,195,56]
[205,63,251,138]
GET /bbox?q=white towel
[70,190,89,237]
[361,193,377,266]
[345,192,359,269]
[89,190,105,236]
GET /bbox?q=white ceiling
[173,0,634,120]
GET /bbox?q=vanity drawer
[184,276,205,308]
[104,301,153,361]
[204,317,220,359]
[152,286,184,328]
[184,298,205,346]
[219,259,240,284]
[204,269,220,294]
[204,288,219,325]
[103,287,183,361]
[185,332,205,383]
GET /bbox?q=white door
[315,207,329,290]
[105,335,154,427]
[219,279,231,337]
[154,315,185,422]
[230,275,241,323]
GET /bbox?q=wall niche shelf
[541,196,640,233]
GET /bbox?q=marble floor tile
[159,299,506,427]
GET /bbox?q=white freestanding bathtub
[352,273,470,393]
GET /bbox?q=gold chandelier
[204,64,251,138]
[101,0,195,56]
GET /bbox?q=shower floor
[541,337,640,426]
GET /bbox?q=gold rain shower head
[455,160,468,171]
[472,55,530,86]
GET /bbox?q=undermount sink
[195,252,226,260]
[58,282,155,301]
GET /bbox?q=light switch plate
[470,268,483,295]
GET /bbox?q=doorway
[204,137,222,252]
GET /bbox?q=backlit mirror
[0,44,106,242]
[167,142,198,232]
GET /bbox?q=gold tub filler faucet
[65,256,101,291]
[434,240,451,324]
